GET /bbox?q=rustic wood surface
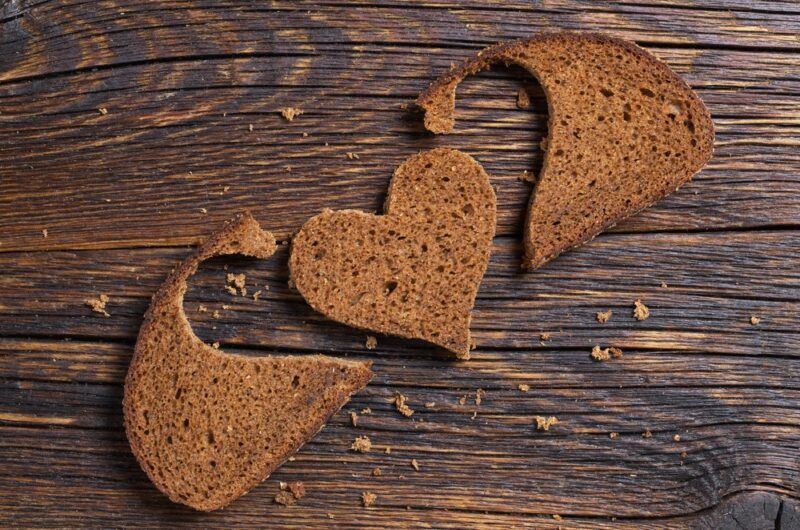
[1,1,799,528]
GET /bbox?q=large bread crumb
[633,299,650,321]
[351,436,372,452]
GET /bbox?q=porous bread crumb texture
[394,394,414,417]
[351,436,372,453]
[280,107,303,121]
[596,309,612,323]
[86,294,110,317]
[122,213,372,512]
[633,299,650,320]
[289,148,497,360]
[534,415,559,431]
[417,32,714,270]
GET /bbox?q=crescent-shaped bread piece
[417,32,714,269]
[123,213,372,511]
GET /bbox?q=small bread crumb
[351,436,372,452]
[274,490,295,506]
[361,491,377,507]
[469,337,477,350]
[98,107,108,115]
[346,152,360,160]
[384,446,391,454]
[248,124,254,132]
[643,429,652,438]
[475,388,485,406]
[673,434,681,442]
[609,432,619,439]
[596,310,612,323]
[534,415,559,431]
[365,336,377,350]
[372,467,382,477]
[212,310,220,319]
[85,294,110,317]
[458,395,467,406]
[252,290,262,301]
[280,107,303,121]
[361,407,372,415]
[199,208,208,214]
[411,458,420,471]
[226,273,247,296]
[591,345,610,361]
[350,411,358,427]
[211,342,220,349]
[553,514,562,521]
[516,87,531,109]
[198,304,207,313]
[750,315,760,325]
[661,282,668,288]
[42,229,48,238]
[540,332,551,341]
[395,394,414,417]
[518,383,530,392]
[633,299,650,321]
[288,481,306,500]
[425,402,436,408]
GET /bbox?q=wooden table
[1,1,799,528]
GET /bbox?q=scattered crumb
[361,491,377,507]
[458,395,467,406]
[469,337,477,350]
[223,185,230,193]
[534,415,559,431]
[750,315,760,325]
[198,304,208,313]
[661,282,668,288]
[673,434,681,442]
[346,152,360,160]
[226,273,247,296]
[590,345,611,362]
[288,481,306,500]
[411,459,420,472]
[540,332,551,341]
[516,87,531,109]
[384,446,391,454]
[518,383,530,392]
[248,124,254,132]
[680,451,688,459]
[475,388,485,406]
[643,429,652,438]
[280,107,303,121]
[211,342,220,349]
[361,407,372,415]
[199,208,207,214]
[395,394,414,417]
[274,490,295,506]
[85,294,110,318]
[98,107,108,115]
[596,310,613,323]
[252,290,263,301]
[425,402,436,408]
[365,336,377,350]
[552,514,562,521]
[609,347,623,358]
[287,278,295,289]
[302,132,309,137]
[41,229,48,238]
[471,411,477,420]
[633,299,650,321]
[351,436,372,452]
[350,411,358,427]
[221,304,231,310]
[328,513,334,519]
[609,432,619,439]
[372,467,382,477]
[212,310,220,319]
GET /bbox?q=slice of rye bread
[417,32,714,269]
[289,148,497,360]
[123,213,372,511]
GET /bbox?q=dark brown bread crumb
[122,213,372,512]
[274,490,296,506]
[534,416,559,431]
[351,436,372,452]
[289,148,497,360]
[361,491,377,507]
[596,310,612,323]
[633,299,650,320]
[85,294,110,317]
[417,32,714,269]
[395,394,414,417]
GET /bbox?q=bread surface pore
[122,213,372,511]
[417,32,714,269]
[289,148,497,360]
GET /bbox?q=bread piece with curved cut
[123,213,372,511]
[289,148,497,360]
[417,32,714,269]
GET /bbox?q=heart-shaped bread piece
[289,148,497,360]
[123,213,372,511]
[417,32,714,269]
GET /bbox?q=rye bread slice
[289,148,497,360]
[417,32,714,269]
[123,213,372,511]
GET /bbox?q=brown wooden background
[1,1,799,528]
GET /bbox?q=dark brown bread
[123,213,372,511]
[417,32,714,269]
[289,148,497,360]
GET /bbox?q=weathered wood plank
[0,231,796,355]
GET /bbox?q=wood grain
[1,0,799,528]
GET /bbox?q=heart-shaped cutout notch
[290,148,497,360]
